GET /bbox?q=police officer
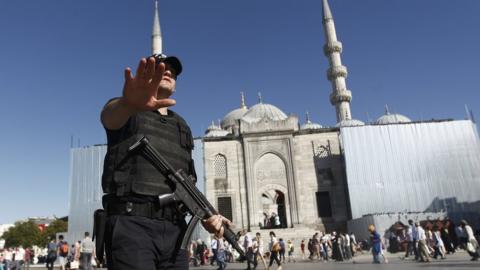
[101,55,229,269]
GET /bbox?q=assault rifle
[128,136,248,261]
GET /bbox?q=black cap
[151,53,183,77]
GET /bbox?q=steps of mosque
[246,225,320,252]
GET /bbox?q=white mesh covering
[67,139,209,245]
[67,145,106,243]
[341,120,480,221]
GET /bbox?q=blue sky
[0,0,479,224]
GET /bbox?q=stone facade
[204,115,350,233]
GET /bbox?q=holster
[93,209,107,264]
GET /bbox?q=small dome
[376,114,411,124]
[301,121,323,130]
[221,107,248,128]
[300,112,322,130]
[205,122,229,137]
[375,105,412,124]
[336,119,365,127]
[242,103,288,123]
[220,92,248,129]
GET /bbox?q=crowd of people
[187,229,364,269]
[0,232,96,270]
[187,218,480,269]
[372,218,480,263]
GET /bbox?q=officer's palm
[122,58,176,112]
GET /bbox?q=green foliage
[39,219,68,247]
[2,219,68,248]
[2,221,40,248]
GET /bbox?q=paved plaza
[28,251,479,269]
[192,252,479,270]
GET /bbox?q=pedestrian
[432,225,446,259]
[404,225,414,259]
[368,225,382,264]
[46,238,57,270]
[79,232,95,270]
[415,222,430,263]
[287,240,295,263]
[312,233,320,260]
[216,237,227,270]
[57,235,69,270]
[210,235,218,266]
[461,220,480,261]
[242,229,254,270]
[253,232,267,269]
[24,247,31,270]
[268,232,282,270]
[278,238,286,263]
[100,52,231,269]
[300,239,305,260]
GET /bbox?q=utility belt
[102,194,180,221]
[93,194,182,265]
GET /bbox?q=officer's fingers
[222,216,233,227]
[215,217,224,231]
[152,62,166,86]
[124,68,133,82]
[144,57,156,79]
[135,58,147,78]
[217,226,225,238]
[153,98,176,109]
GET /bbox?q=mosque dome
[336,119,365,127]
[220,92,249,129]
[300,112,323,130]
[221,107,248,129]
[204,122,229,137]
[375,105,412,125]
[241,103,288,123]
[376,114,411,124]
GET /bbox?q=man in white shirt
[405,225,414,258]
[210,236,218,266]
[415,222,430,262]
[242,230,254,270]
[461,220,479,261]
[80,232,95,270]
[409,219,419,260]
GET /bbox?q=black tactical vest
[102,110,195,197]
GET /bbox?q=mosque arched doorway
[261,190,288,229]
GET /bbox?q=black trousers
[268,251,281,267]
[105,215,188,270]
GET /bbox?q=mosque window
[316,191,333,218]
[217,196,233,222]
[214,154,227,179]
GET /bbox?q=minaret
[240,92,247,109]
[152,0,162,55]
[322,0,352,122]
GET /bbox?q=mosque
[200,0,480,237]
[67,0,480,243]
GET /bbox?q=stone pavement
[28,251,479,269]
[193,251,479,270]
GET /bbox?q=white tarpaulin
[67,139,208,244]
[341,120,480,222]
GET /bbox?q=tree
[39,219,68,247]
[2,220,41,248]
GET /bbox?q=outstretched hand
[202,215,233,238]
[121,57,176,112]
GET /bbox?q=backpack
[272,242,281,252]
[60,242,69,256]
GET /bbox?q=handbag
[70,261,79,269]
[466,242,476,253]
